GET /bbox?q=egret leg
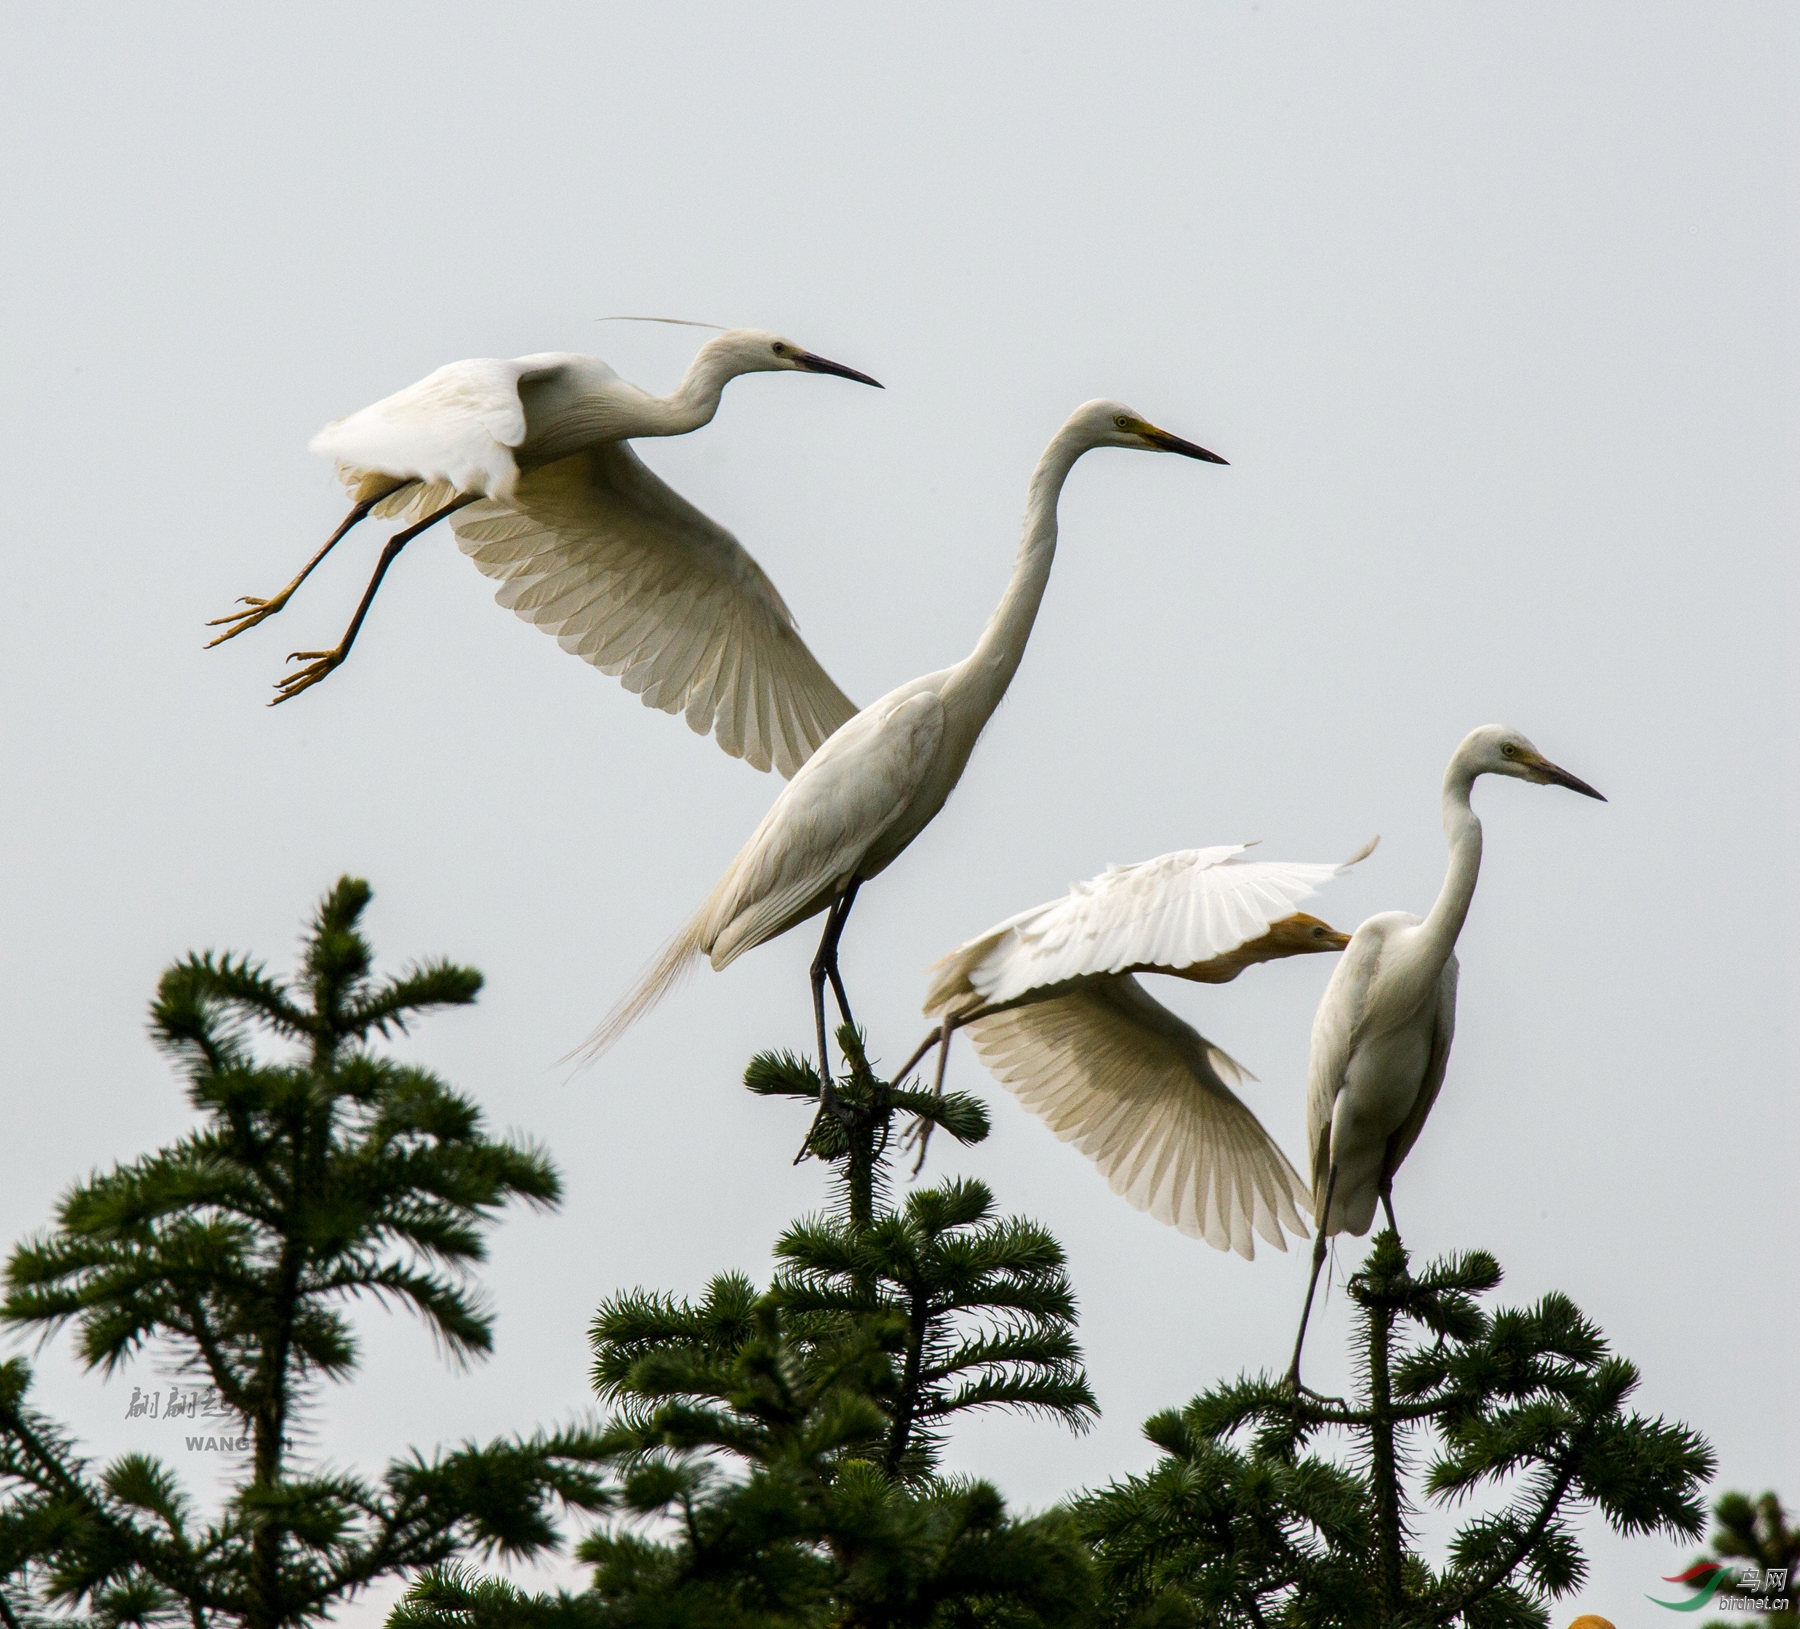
[907,1020,957,1177]
[1286,1164,1339,1394]
[822,882,861,1033]
[207,483,412,647]
[808,886,860,1123]
[891,1027,945,1088]
[1379,1179,1399,1239]
[273,493,478,705]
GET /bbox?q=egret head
[1459,725,1606,800]
[1263,912,1355,957]
[707,328,883,388]
[1067,399,1228,463]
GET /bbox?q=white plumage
[1286,724,1604,1385]
[918,842,1372,1258]
[210,328,878,770]
[450,440,855,777]
[582,400,1229,1107]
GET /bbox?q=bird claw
[204,594,287,647]
[1283,1373,1345,1410]
[269,648,344,705]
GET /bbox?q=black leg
[908,1019,957,1176]
[1379,1178,1399,1239]
[823,881,860,1031]
[892,1027,944,1087]
[273,493,478,704]
[808,887,859,1123]
[207,482,414,647]
[1287,1164,1338,1393]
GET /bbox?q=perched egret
[1287,725,1604,1386]
[908,841,1373,1257]
[584,400,1227,1109]
[210,328,879,774]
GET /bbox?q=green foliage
[1701,1491,1799,1628]
[772,1176,1095,1481]
[0,880,607,1629]
[394,1026,1095,1627]
[1078,1232,1713,1629]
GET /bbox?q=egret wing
[1303,931,1381,1225]
[953,844,1368,1009]
[310,357,559,513]
[578,689,947,1062]
[1381,955,1459,1180]
[966,974,1309,1258]
[454,443,857,777]
[705,691,945,966]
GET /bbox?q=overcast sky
[1,4,1792,1622]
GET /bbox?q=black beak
[794,350,883,388]
[1143,428,1228,464]
[1537,760,1607,801]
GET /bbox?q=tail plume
[567,910,710,1067]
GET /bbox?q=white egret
[209,328,879,775]
[1287,725,1604,1386]
[584,400,1227,1112]
[908,841,1373,1257]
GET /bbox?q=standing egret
[1287,726,1604,1387]
[209,328,879,775]
[583,400,1227,1112]
[908,841,1372,1257]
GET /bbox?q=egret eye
[1501,743,1517,758]
[1113,413,1131,429]
[771,342,789,357]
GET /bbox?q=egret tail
[573,908,712,1065]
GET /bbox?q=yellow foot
[271,647,345,705]
[206,593,290,647]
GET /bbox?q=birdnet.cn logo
[1649,1560,1791,1613]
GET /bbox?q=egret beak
[1530,756,1606,801]
[1141,425,1228,464]
[1323,926,1354,950]
[793,351,883,388]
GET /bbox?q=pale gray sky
[1,4,1792,1622]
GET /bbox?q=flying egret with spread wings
[907,840,1373,1258]
[583,399,1227,1112]
[209,327,879,775]
[1287,725,1604,1387]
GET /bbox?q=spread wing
[1382,954,1459,1180]
[453,442,857,777]
[310,357,559,512]
[965,975,1309,1258]
[933,841,1373,1013]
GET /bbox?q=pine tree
[1700,1490,1798,1628]
[395,1027,1097,1628]
[0,879,610,1629]
[1077,1231,1714,1628]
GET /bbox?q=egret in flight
[209,328,879,775]
[907,841,1373,1257]
[584,400,1227,1112]
[1287,725,1604,1386]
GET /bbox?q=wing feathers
[934,845,1368,1012]
[965,976,1309,1259]
[455,443,856,778]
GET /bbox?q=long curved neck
[643,340,741,435]
[941,425,1086,726]
[1419,757,1484,965]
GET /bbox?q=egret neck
[940,423,1086,737]
[1416,750,1485,975]
[646,336,751,435]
